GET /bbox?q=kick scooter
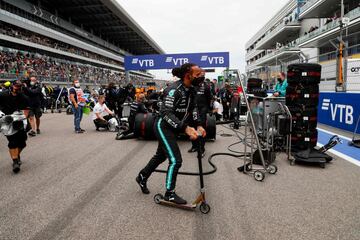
[153,135,211,214]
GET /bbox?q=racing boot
[164,191,187,205]
[12,159,21,174]
[136,173,150,194]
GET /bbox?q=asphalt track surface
[0,113,359,240]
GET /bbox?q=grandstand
[0,0,164,86]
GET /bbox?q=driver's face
[190,66,205,79]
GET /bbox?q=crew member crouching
[212,97,223,121]
[116,93,148,140]
[92,95,115,131]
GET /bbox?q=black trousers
[140,118,182,191]
[93,115,112,129]
[121,116,135,136]
[223,104,230,120]
[116,105,123,119]
[107,102,122,119]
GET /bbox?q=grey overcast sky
[116,0,288,79]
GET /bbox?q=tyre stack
[247,78,267,97]
[286,63,321,152]
[286,64,334,168]
[247,78,263,91]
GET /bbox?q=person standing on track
[69,79,86,134]
[218,82,233,120]
[24,76,43,136]
[116,83,134,119]
[105,82,119,118]
[136,63,206,205]
[0,80,30,173]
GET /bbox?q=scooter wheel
[254,171,265,182]
[268,164,277,174]
[58,109,62,113]
[154,194,163,204]
[199,203,211,214]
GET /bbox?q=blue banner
[318,93,360,134]
[124,52,229,71]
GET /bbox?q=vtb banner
[124,52,229,71]
[318,92,360,134]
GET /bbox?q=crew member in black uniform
[105,82,120,118]
[218,82,233,120]
[116,83,135,119]
[188,77,213,156]
[24,76,43,136]
[136,63,206,204]
[126,83,136,101]
[116,93,148,140]
[0,81,30,173]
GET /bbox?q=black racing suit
[140,80,200,191]
[191,81,213,150]
[122,101,148,137]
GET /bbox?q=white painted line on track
[317,127,352,141]
[316,143,360,167]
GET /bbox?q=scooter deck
[157,199,197,211]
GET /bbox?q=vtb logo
[201,56,225,65]
[321,99,353,124]
[131,58,154,67]
[165,57,189,65]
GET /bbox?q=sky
[116,0,288,80]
